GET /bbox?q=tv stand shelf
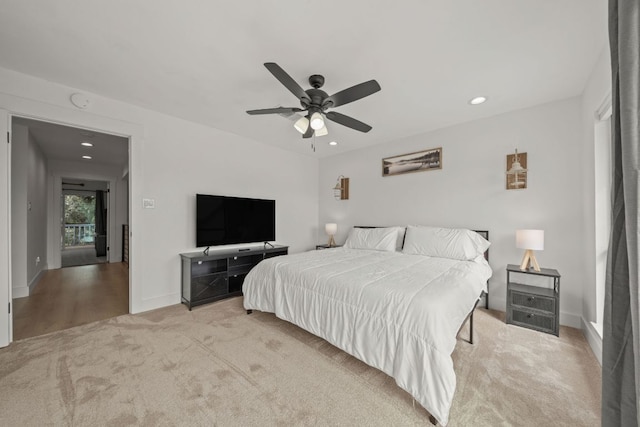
[180,245,288,310]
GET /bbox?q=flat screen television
[196,194,275,247]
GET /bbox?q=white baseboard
[12,286,29,299]
[582,317,603,365]
[132,292,180,314]
[13,266,47,299]
[28,265,46,294]
[559,311,582,329]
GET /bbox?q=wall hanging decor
[333,175,349,200]
[382,147,442,177]
[506,149,528,189]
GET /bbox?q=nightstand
[315,244,342,250]
[506,264,560,336]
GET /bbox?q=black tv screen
[196,194,275,247]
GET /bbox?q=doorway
[10,116,129,340]
[61,179,109,268]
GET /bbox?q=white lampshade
[310,112,325,130]
[314,124,328,136]
[516,229,544,250]
[325,223,337,235]
[294,116,309,134]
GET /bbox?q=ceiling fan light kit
[310,112,325,130]
[294,116,310,133]
[315,125,328,136]
[246,62,381,140]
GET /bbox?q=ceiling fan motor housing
[302,87,331,110]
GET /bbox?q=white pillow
[402,226,490,260]
[344,227,399,252]
[386,226,406,251]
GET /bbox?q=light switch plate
[143,198,155,209]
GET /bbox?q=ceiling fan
[246,62,381,138]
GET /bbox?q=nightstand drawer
[511,291,555,314]
[510,308,557,335]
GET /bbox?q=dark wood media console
[180,244,288,310]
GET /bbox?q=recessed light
[469,96,487,105]
[81,142,93,147]
[82,155,92,160]
[329,141,338,146]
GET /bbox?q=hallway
[12,263,128,340]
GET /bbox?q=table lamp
[516,229,544,272]
[325,223,337,247]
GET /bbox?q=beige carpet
[61,246,107,268]
[0,297,600,426]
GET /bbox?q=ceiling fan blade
[325,111,372,133]
[246,107,304,115]
[264,62,311,104]
[325,80,381,108]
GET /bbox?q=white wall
[26,128,48,290]
[10,124,28,297]
[11,123,48,297]
[0,66,319,316]
[580,47,612,365]
[319,97,585,327]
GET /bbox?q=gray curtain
[602,0,640,425]
[95,190,106,236]
[95,190,107,257]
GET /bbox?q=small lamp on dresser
[325,223,338,247]
[516,229,544,272]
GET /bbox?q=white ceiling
[0,1,607,158]
[13,117,128,169]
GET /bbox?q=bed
[242,226,492,425]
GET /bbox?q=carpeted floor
[61,246,107,268]
[0,297,601,426]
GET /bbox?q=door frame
[55,177,116,268]
[0,109,11,347]
[0,95,145,347]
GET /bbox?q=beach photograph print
[382,147,442,177]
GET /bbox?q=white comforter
[242,248,492,425]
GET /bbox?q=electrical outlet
[143,198,155,209]
[35,256,40,265]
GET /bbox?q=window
[63,194,96,247]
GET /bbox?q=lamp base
[520,250,541,272]
[327,235,336,247]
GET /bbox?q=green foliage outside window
[64,195,96,247]
[64,195,95,224]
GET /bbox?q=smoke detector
[70,93,92,109]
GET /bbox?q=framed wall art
[382,147,442,177]
[506,150,527,190]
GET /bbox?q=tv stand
[180,244,288,310]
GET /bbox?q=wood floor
[12,263,129,341]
